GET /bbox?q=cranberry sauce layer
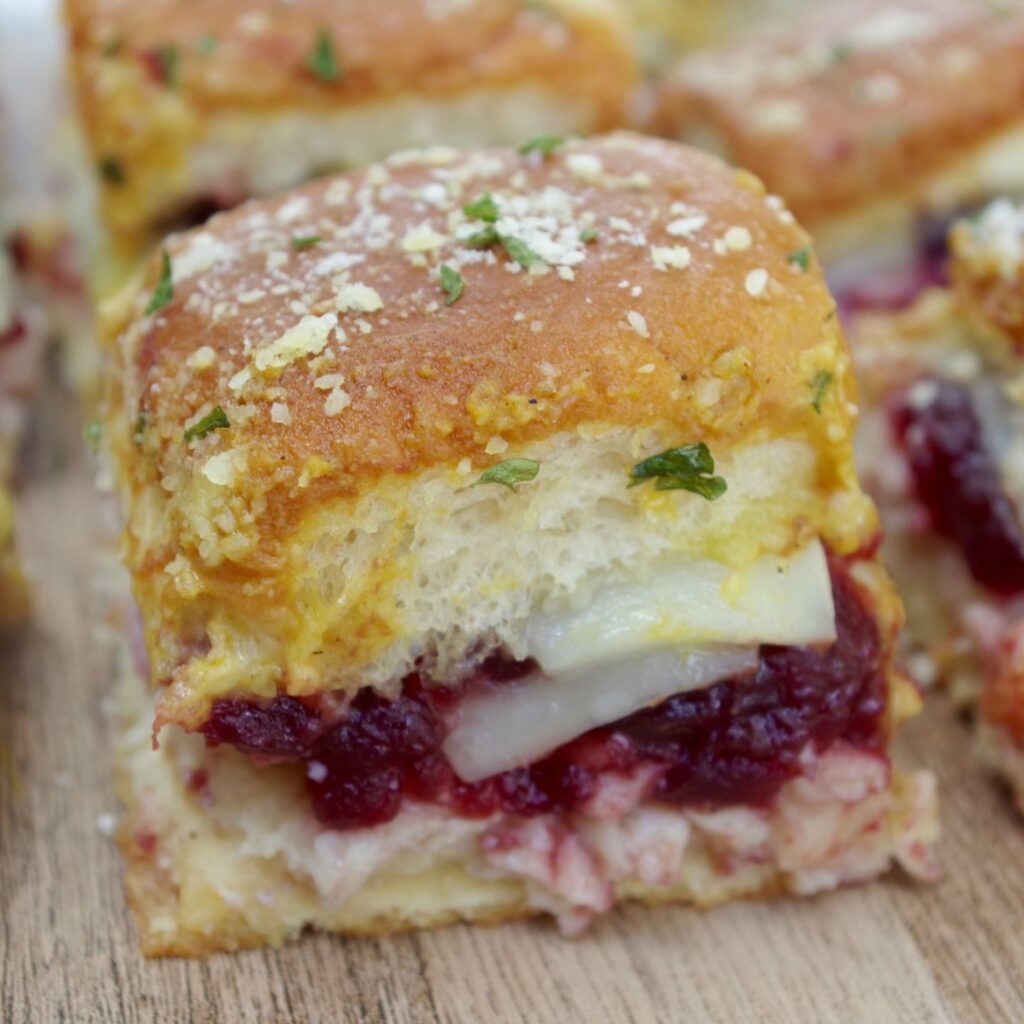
[200,556,887,831]
[893,378,1024,595]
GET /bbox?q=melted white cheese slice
[443,541,838,782]
[444,647,760,783]
[524,540,836,676]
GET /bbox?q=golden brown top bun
[105,132,849,516]
[65,0,631,114]
[655,0,1024,225]
[102,133,871,722]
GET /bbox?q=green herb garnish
[628,444,727,500]
[156,44,179,86]
[307,28,341,81]
[811,371,833,414]
[196,33,219,55]
[133,411,147,449]
[500,236,539,269]
[145,250,173,315]
[290,235,323,250]
[98,156,125,185]
[473,458,540,491]
[439,265,464,306]
[462,191,500,223]
[466,226,500,249]
[465,228,540,267]
[787,246,810,272]
[462,193,541,268]
[183,406,230,443]
[518,135,566,158]
[580,227,599,244]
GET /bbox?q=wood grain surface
[2,384,1023,1024]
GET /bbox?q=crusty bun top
[65,0,632,114]
[656,0,1024,224]
[103,133,874,720]
[106,132,851,521]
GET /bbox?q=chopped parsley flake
[628,444,727,500]
[145,250,173,315]
[133,411,147,449]
[501,236,540,269]
[580,227,599,244]
[196,33,219,55]
[98,156,125,185]
[811,371,833,414]
[518,135,566,158]
[291,235,323,250]
[439,265,464,306]
[473,458,540,491]
[156,44,180,86]
[307,28,341,81]
[466,225,500,249]
[787,246,811,271]
[463,212,540,268]
[184,406,230,443]
[462,191,500,223]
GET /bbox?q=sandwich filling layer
[196,551,888,832]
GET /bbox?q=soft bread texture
[115,652,938,956]
[101,133,877,725]
[654,0,1024,257]
[154,432,857,727]
[64,0,637,264]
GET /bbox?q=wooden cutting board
[2,391,1023,1024]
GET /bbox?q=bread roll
[655,0,1024,296]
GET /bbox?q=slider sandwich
[64,0,637,287]
[852,199,1024,807]
[103,132,937,955]
[654,0,1024,312]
